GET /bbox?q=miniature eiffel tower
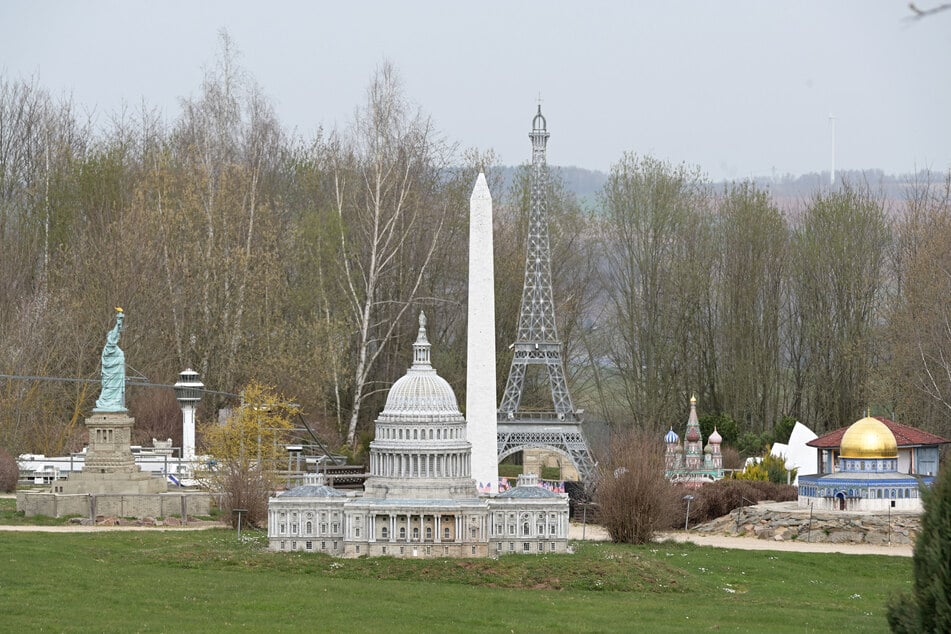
[497,106,596,486]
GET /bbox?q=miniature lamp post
[683,494,695,531]
[174,369,203,461]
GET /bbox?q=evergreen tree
[888,467,951,632]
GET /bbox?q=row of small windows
[277,511,564,540]
[494,522,560,536]
[378,426,463,441]
[278,541,559,554]
[840,459,897,472]
[280,540,337,551]
[378,526,453,540]
[495,542,559,552]
[278,521,341,535]
[799,486,918,499]
[279,511,338,521]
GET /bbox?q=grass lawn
[0,522,911,633]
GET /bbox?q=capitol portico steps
[692,501,921,545]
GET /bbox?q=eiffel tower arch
[497,106,596,487]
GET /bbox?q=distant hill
[494,166,942,215]
[496,165,608,206]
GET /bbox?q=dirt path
[0,519,913,556]
[0,523,225,533]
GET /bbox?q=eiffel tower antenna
[497,106,596,487]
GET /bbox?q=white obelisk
[466,172,499,494]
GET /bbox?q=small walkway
[0,523,224,533]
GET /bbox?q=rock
[826,530,863,544]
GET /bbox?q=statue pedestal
[56,412,167,495]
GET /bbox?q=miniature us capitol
[17,308,213,520]
[267,311,571,558]
[797,416,925,512]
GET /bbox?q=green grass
[0,527,910,632]
[498,463,523,478]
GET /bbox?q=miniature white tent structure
[770,421,818,485]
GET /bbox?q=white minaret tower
[174,368,203,461]
[466,172,499,494]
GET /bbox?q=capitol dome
[839,416,898,459]
[384,372,460,417]
[378,312,464,422]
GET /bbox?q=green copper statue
[94,308,126,412]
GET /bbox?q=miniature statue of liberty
[94,308,126,412]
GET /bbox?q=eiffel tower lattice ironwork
[497,106,596,486]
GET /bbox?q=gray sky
[2,1,948,180]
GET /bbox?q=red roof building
[808,417,949,477]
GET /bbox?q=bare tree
[789,182,890,430]
[597,153,712,432]
[595,429,679,543]
[715,182,788,433]
[329,63,450,448]
[882,172,951,433]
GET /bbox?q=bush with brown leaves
[0,447,19,492]
[595,430,681,544]
[688,479,797,525]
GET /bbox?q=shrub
[219,464,271,528]
[887,466,951,633]
[772,416,797,445]
[197,382,297,528]
[689,479,797,525]
[736,431,770,458]
[0,447,18,492]
[734,448,796,484]
[595,430,680,544]
[720,445,744,471]
[498,464,523,478]
[698,413,739,447]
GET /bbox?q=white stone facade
[268,314,569,557]
[466,172,499,494]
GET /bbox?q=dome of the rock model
[839,417,898,459]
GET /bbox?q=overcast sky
[2,1,948,180]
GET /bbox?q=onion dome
[709,428,722,444]
[664,428,680,443]
[840,416,898,459]
[532,104,547,133]
[684,395,701,442]
[378,312,463,422]
[703,442,712,454]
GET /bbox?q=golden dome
[839,417,898,459]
